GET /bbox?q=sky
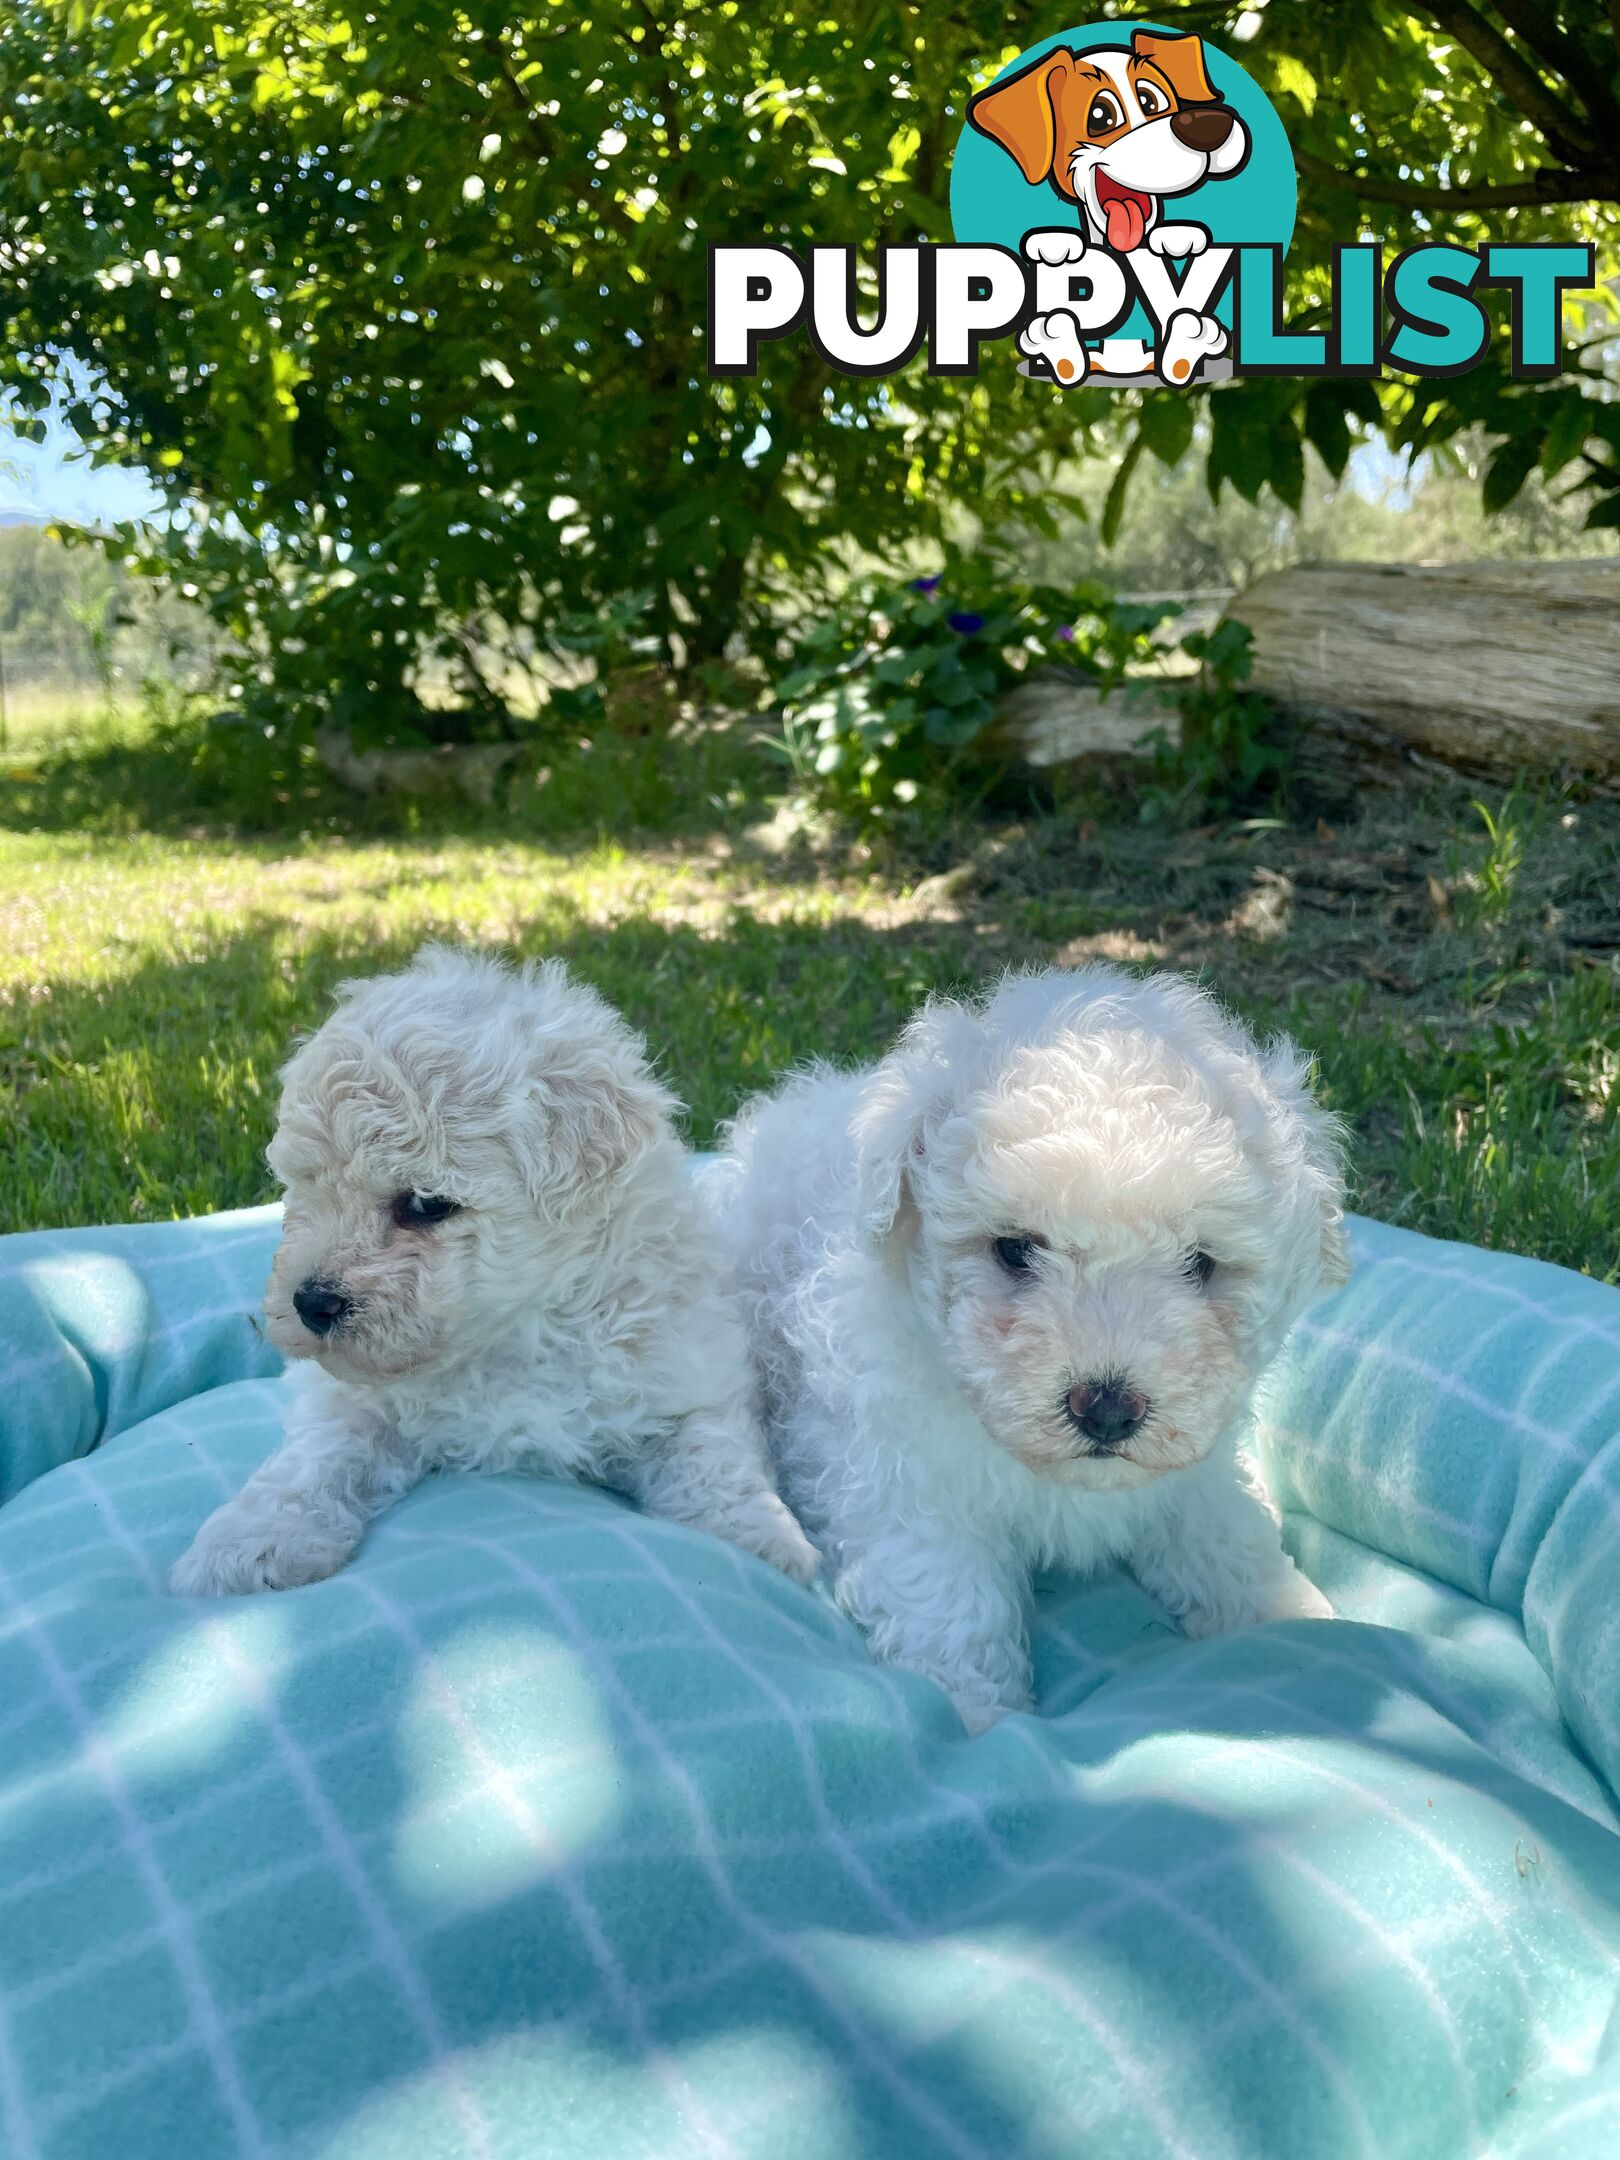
[0,403,164,529]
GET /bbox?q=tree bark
[989,562,1620,794]
[1225,560,1620,791]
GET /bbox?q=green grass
[0,679,137,757]
[1283,969,1619,1277]
[3,711,1617,1278]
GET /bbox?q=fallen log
[988,670,1170,768]
[1225,560,1620,793]
[314,726,522,805]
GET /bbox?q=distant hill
[0,508,50,530]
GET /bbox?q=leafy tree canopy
[1169,1,1620,538]
[0,2,1614,739]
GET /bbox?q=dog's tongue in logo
[1095,172,1150,254]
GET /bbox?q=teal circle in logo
[950,21,1295,357]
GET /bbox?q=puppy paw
[1018,310,1088,385]
[729,1492,821,1585]
[1179,1572,1333,1638]
[952,1686,1032,1736]
[1260,1573,1335,1625]
[169,1509,351,1596]
[883,1655,1031,1734]
[1146,223,1209,259]
[1157,307,1227,386]
[1022,227,1090,267]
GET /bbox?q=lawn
[0,678,137,758]
[2,711,1617,1277]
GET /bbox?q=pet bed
[2,1201,1618,2159]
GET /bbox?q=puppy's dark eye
[1135,80,1169,117]
[994,1235,1041,1276]
[392,1192,462,1230]
[1185,1250,1216,1287]
[1086,90,1124,135]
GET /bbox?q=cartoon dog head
[968,30,1249,252]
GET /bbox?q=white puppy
[717,967,1348,1732]
[171,947,815,1596]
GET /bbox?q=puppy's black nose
[293,1279,350,1337]
[1171,106,1236,153]
[1066,1379,1149,1450]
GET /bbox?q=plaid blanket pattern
[1,1203,1618,2160]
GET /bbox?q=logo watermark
[709,20,1593,387]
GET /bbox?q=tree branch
[1296,148,1609,210]
[1420,1,1597,160]
[1488,0,1620,134]
[492,41,638,242]
[455,620,519,738]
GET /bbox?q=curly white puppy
[717,967,1348,1732]
[171,946,815,1597]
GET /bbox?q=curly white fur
[171,946,815,1597]
[714,966,1349,1733]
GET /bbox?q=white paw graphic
[1147,223,1210,260]
[1157,307,1227,386]
[1018,309,1088,385]
[1021,227,1090,267]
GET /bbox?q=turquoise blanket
[2,1205,1619,2159]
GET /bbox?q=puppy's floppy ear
[522,1053,674,1195]
[1257,1037,1352,1291]
[967,50,1074,186]
[1132,29,1219,105]
[851,1065,928,1244]
[851,997,974,1243]
[505,962,679,1202]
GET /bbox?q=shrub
[1142,616,1293,815]
[766,569,1284,819]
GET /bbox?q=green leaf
[1199,619,1255,682]
[1271,54,1318,114]
[1208,395,1269,505]
[1538,396,1592,480]
[1101,434,1147,544]
[1483,432,1541,514]
[1269,420,1305,513]
[1137,395,1195,469]
[928,665,979,709]
[774,663,828,703]
[1303,384,1351,480]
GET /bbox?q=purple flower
[1057,624,1076,643]
[947,610,984,634]
[910,574,942,594]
